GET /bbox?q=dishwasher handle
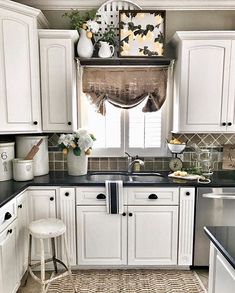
[202,193,235,200]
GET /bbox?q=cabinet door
[28,189,56,260]
[77,206,127,265]
[128,206,178,265]
[40,38,76,132]
[227,40,235,132]
[16,191,29,279]
[178,40,231,132]
[0,220,19,293]
[0,9,41,133]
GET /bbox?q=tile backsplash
[48,133,232,172]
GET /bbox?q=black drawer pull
[228,122,232,126]
[96,193,106,200]
[33,121,38,125]
[122,212,126,217]
[7,229,12,234]
[4,212,12,221]
[129,213,133,217]
[50,197,54,201]
[18,204,23,209]
[186,192,190,196]
[65,192,69,197]
[222,122,226,126]
[68,122,72,126]
[148,194,158,200]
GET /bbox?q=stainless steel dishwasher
[194,187,235,266]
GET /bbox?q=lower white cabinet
[16,191,29,279]
[77,206,127,265]
[28,189,56,260]
[0,220,19,293]
[128,206,178,265]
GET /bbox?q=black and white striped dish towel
[105,180,123,214]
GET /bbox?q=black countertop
[204,226,235,270]
[1,170,235,208]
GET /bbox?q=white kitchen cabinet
[77,206,127,265]
[0,1,48,133]
[39,30,79,132]
[172,31,235,133]
[16,191,29,279]
[128,205,178,265]
[0,220,19,293]
[28,189,56,260]
[58,188,76,265]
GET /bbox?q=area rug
[47,270,207,293]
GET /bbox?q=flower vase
[77,28,94,58]
[67,150,88,176]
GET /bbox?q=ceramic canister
[16,136,49,176]
[0,142,15,181]
[12,159,34,181]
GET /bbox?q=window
[82,94,169,157]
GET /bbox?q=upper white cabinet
[39,30,78,132]
[0,0,48,133]
[172,31,235,133]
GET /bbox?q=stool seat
[29,218,66,239]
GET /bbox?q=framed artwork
[222,144,235,170]
[119,10,165,57]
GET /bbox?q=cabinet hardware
[148,194,158,200]
[7,229,12,234]
[18,204,23,209]
[96,193,106,200]
[4,212,12,221]
[129,213,133,217]
[186,192,190,196]
[33,121,38,125]
[50,197,54,201]
[122,212,126,216]
[68,122,72,125]
[228,122,232,126]
[222,122,226,126]
[65,192,69,196]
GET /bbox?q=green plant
[98,25,117,47]
[63,9,97,31]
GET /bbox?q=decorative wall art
[222,144,235,170]
[119,10,165,57]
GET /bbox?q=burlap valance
[82,67,168,115]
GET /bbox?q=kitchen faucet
[125,152,145,173]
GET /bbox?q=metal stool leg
[63,234,76,293]
[51,238,58,273]
[24,234,32,286]
[40,239,46,293]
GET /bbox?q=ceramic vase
[77,28,94,58]
[67,150,88,176]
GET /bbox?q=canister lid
[13,158,33,163]
[16,136,48,139]
[0,142,15,147]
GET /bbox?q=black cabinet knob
[122,212,126,217]
[148,194,158,200]
[222,122,226,126]
[68,122,72,126]
[7,229,12,234]
[33,121,38,125]
[18,204,23,209]
[129,213,133,217]
[65,192,69,197]
[96,193,106,200]
[186,192,190,196]
[4,212,12,221]
[228,122,232,126]
[50,197,54,201]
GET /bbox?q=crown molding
[13,0,235,10]
[38,29,79,42]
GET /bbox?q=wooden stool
[27,218,76,293]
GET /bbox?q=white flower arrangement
[86,19,100,33]
[58,129,96,156]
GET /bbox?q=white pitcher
[77,28,94,58]
[98,41,114,58]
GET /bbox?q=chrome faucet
[125,152,144,173]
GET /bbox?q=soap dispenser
[133,155,141,172]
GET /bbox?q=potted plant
[58,129,96,176]
[63,9,99,58]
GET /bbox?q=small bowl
[167,143,186,154]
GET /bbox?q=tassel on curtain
[82,67,168,115]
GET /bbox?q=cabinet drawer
[76,187,127,205]
[0,198,17,233]
[127,187,179,205]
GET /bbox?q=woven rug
[47,270,207,293]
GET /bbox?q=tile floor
[17,269,209,293]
